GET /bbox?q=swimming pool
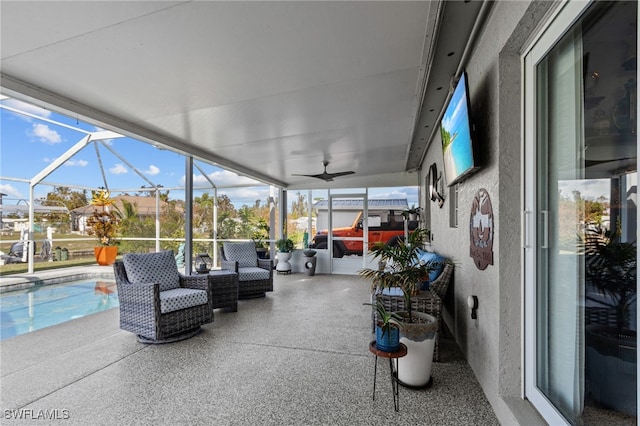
[0,279,118,341]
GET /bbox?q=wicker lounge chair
[375,261,454,362]
[220,241,273,298]
[114,250,214,343]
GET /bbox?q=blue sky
[0,97,418,208]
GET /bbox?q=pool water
[0,280,118,341]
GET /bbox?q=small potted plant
[252,220,270,259]
[275,237,295,274]
[364,300,402,352]
[359,227,438,387]
[276,238,294,253]
[86,188,120,266]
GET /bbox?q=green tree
[114,198,137,222]
[115,200,157,253]
[40,186,88,210]
[40,187,88,232]
[237,205,254,238]
[290,192,307,219]
[161,199,185,241]
[584,197,607,226]
[194,193,215,234]
[216,194,235,218]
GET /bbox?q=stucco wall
[419,1,555,424]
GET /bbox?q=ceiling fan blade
[292,161,355,181]
[325,171,355,179]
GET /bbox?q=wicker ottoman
[207,270,239,312]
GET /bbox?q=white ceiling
[1,1,485,190]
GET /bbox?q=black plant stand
[369,340,407,411]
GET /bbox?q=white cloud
[185,170,261,187]
[0,183,23,198]
[558,179,611,201]
[109,163,128,175]
[28,123,62,144]
[144,165,160,176]
[64,159,89,167]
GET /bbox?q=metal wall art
[469,188,494,270]
[428,163,445,208]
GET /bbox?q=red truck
[309,210,418,258]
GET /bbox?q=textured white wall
[419,1,556,424]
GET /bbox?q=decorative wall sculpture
[428,163,445,208]
[469,188,494,270]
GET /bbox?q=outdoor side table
[207,270,239,312]
[369,340,407,412]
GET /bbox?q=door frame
[328,191,368,274]
[522,1,594,424]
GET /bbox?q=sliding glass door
[524,1,638,424]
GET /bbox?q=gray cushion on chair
[238,266,270,282]
[123,250,180,292]
[159,288,208,313]
[223,242,258,268]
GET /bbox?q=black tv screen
[440,71,479,186]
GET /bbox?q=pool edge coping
[0,267,115,293]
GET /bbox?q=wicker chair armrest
[117,281,159,306]
[180,274,208,290]
[257,258,273,271]
[220,260,238,272]
[179,274,214,310]
[429,261,453,299]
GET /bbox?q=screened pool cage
[0,101,286,274]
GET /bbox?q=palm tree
[359,228,433,323]
[583,227,637,334]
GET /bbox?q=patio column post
[155,188,160,253]
[27,184,34,274]
[269,186,277,259]
[279,189,287,240]
[184,156,193,274]
[213,187,218,268]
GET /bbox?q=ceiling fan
[293,160,355,182]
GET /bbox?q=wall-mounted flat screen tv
[440,71,480,186]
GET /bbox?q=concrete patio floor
[1,270,499,425]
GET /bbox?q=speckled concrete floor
[1,272,499,425]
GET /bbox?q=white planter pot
[276,251,292,273]
[395,311,437,387]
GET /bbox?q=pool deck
[0,265,116,293]
[1,269,499,425]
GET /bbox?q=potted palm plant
[364,299,402,352]
[86,188,120,266]
[359,227,438,387]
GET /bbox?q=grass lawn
[1,232,97,253]
[0,256,102,275]
[1,231,104,275]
